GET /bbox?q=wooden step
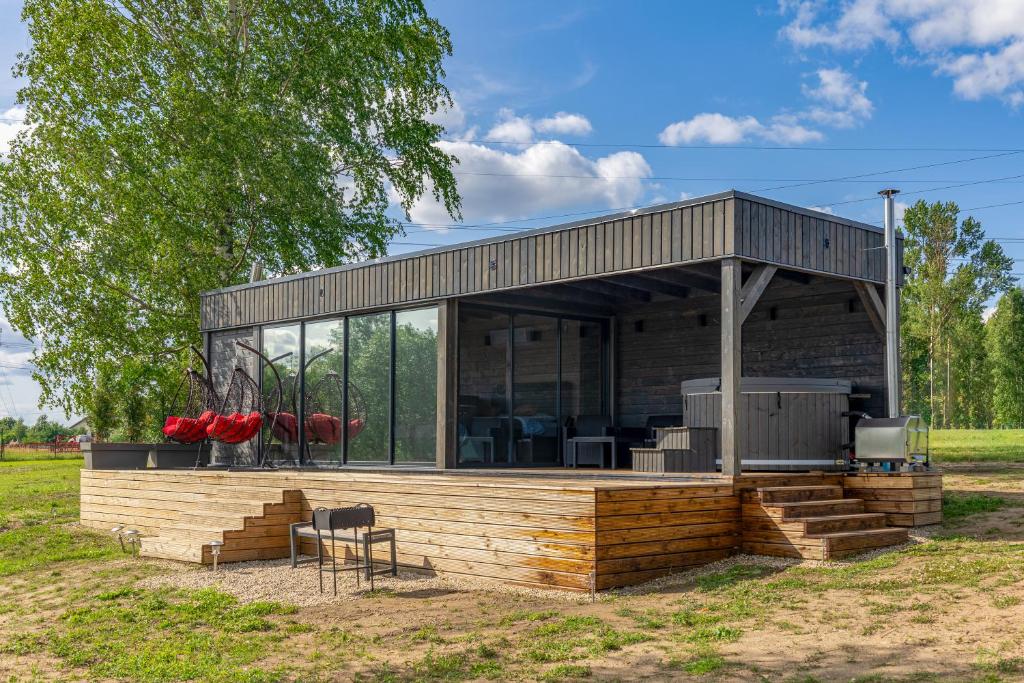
[765,498,865,520]
[757,485,843,504]
[811,527,910,559]
[800,513,887,535]
[140,536,204,563]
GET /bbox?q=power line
[754,151,1024,193]
[446,138,1024,153]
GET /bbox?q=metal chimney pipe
[879,189,900,418]
[249,261,264,283]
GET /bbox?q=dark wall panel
[614,277,885,427]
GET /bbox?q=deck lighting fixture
[121,529,140,557]
[111,525,126,552]
[209,540,224,571]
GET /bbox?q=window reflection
[346,312,391,462]
[303,319,345,465]
[262,324,301,465]
[394,308,438,463]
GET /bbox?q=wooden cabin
[80,190,942,590]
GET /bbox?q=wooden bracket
[854,282,886,336]
[739,265,777,324]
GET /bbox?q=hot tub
[680,377,852,471]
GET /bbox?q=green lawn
[2,456,1024,681]
[930,429,1024,463]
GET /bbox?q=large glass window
[262,324,301,465]
[457,308,510,465]
[346,312,392,462]
[394,308,439,463]
[303,319,345,465]
[456,306,609,468]
[511,314,560,464]
[561,319,606,420]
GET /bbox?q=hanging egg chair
[302,348,368,446]
[206,342,271,446]
[161,347,219,445]
[263,350,299,446]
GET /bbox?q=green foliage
[986,288,1024,426]
[0,416,28,443]
[900,200,1015,428]
[0,0,461,416]
[86,364,117,442]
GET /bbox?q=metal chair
[309,504,396,594]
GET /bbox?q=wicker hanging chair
[302,349,368,446]
[205,342,272,446]
[161,347,219,445]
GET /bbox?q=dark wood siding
[615,277,885,427]
[200,192,895,332]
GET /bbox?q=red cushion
[267,412,298,443]
[163,414,208,444]
[348,418,365,439]
[307,413,341,444]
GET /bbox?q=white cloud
[658,112,823,145]
[779,0,1024,105]
[486,111,535,144]
[484,108,593,143]
[658,65,872,146]
[802,67,873,127]
[402,140,650,226]
[535,112,593,136]
[809,204,836,214]
[0,105,27,158]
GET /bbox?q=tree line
[900,200,1024,428]
[0,414,81,444]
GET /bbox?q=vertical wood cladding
[200,192,895,332]
[615,277,885,428]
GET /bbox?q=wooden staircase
[138,490,303,565]
[741,484,909,560]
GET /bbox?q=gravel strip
[136,557,591,606]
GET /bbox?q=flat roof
[203,190,883,297]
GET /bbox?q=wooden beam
[610,274,690,299]
[854,282,886,337]
[562,280,652,303]
[436,299,458,469]
[469,292,614,318]
[721,258,742,477]
[739,265,777,323]
[642,269,720,294]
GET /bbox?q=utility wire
[445,138,1024,153]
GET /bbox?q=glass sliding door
[510,314,560,464]
[262,324,301,465]
[394,307,438,463]
[457,308,510,465]
[303,319,345,466]
[560,319,607,423]
[347,312,391,463]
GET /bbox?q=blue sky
[2,0,1024,422]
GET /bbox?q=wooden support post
[721,258,742,477]
[739,265,777,324]
[436,299,459,469]
[854,282,886,337]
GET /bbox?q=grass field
[1,443,1023,681]
[930,429,1024,463]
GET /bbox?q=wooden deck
[79,469,939,591]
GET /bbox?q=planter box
[148,443,210,469]
[81,442,153,470]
